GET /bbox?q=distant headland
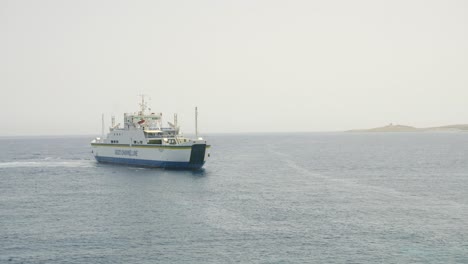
[347,123,468,132]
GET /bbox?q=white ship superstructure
[91,96,210,169]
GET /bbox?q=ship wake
[0,159,94,168]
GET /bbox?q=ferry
[91,96,210,169]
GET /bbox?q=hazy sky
[1,0,467,136]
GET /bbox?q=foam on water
[0,159,94,168]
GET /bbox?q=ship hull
[91,143,209,170]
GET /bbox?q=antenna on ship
[101,113,105,139]
[195,107,198,138]
[139,94,149,115]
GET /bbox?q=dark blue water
[1,133,467,263]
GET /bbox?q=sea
[0,133,467,263]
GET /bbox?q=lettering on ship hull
[115,150,138,156]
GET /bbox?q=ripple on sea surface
[0,134,467,263]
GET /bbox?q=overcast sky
[1,0,467,136]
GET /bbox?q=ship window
[148,139,162,144]
[134,140,137,144]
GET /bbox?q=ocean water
[1,133,467,263]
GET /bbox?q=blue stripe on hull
[95,156,205,170]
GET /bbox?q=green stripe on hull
[91,143,211,150]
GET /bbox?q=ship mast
[101,113,104,139]
[195,107,198,138]
[139,94,148,115]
